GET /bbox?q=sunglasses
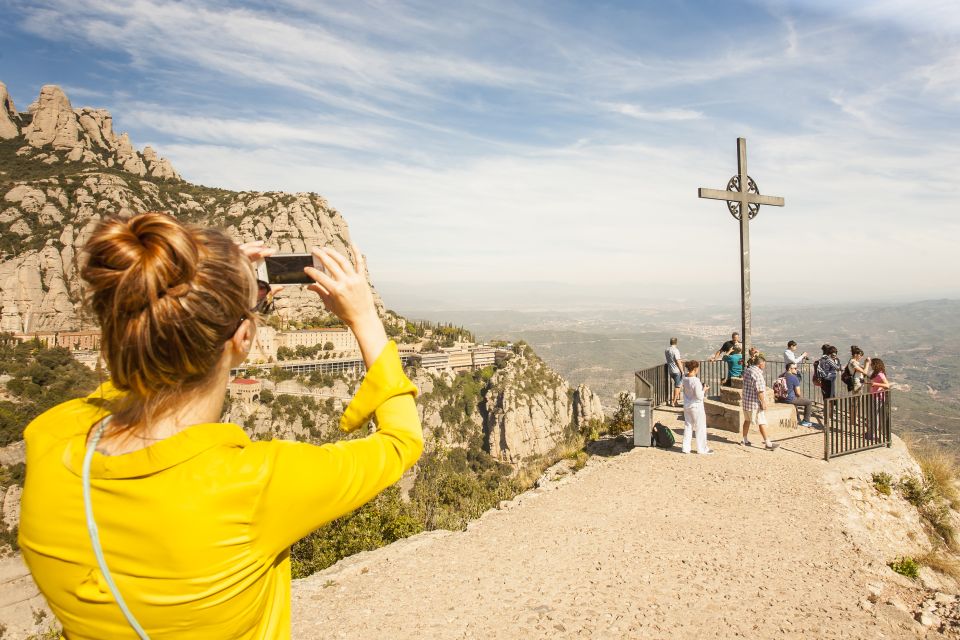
[253,279,275,314]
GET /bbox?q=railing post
[823,397,831,461]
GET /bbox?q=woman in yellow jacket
[18,212,423,639]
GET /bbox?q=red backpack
[773,374,790,401]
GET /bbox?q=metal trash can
[633,397,653,447]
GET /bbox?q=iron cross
[698,138,784,358]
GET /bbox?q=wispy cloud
[5,0,960,305]
[604,103,704,122]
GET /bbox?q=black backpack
[652,422,676,449]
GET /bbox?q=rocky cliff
[0,82,377,332]
[224,346,604,470]
[482,345,603,465]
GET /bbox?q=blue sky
[2,0,958,309]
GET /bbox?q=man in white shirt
[784,340,808,369]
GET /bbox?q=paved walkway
[292,429,940,639]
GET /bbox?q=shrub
[888,556,920,579]
[899,475,935,508]
[872,472,893,496]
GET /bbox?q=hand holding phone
[256,253,325,285]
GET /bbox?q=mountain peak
[1,81,180,182]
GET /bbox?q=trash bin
[633,397,653,447]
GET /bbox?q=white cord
[82,416,151,640]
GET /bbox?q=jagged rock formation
[483,346,604,465]
[6,83,178,179]
[0,83,19,140]
[0,81,380,332]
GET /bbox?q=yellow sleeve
[252,341,423,553]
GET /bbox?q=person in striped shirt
[741,354,780,450]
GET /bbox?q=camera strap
[83,415,152,640]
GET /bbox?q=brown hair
[684,359,700,373]
[81,212,253,431]
[870,358,886,377]
[851,345,863,357]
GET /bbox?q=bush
[888,556,920,579]
[872,472,893,496]
[290,486,421,578]
[899,475,935,508]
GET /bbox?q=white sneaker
[698,449,715,455]
[741,439,752,447]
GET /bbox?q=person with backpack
[816,345,842,402]
[741,354,780,450]
[681,360,714,455]
[665,337,684,407]
[782,362,814,426]
[843,346,869,394]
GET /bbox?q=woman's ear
[229,318,256,364]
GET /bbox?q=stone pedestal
[703,380,799,435]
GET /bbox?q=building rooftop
[230,378,260,385]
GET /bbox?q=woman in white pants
[682,360,714,455]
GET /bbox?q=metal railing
[635,355,893,461]
[824,391,892,459]
[635,364,671,407]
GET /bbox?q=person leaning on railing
[18,212,423,639]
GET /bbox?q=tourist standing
[17,213,424,638]
[722,345,744,382]
[816,345,842,402]
[711,332,741,361]
[741,354,780,450]
[869,358,891,395]
[845,346,869,394]
[784,362,814,427]
[665,337,684,407]
[681,360,713,455]
[784,340,808,369]
[867,358,892,441]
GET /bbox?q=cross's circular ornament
[725,175,761,221]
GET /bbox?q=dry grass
[901,438,960,549]
[918,548,960,583]
[513,437,587,490]
[917,447,960,510]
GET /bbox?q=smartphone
[255,253,324,285]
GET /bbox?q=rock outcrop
[0,81,382,331]
[0,82,19,139]
[483,346,603,465]
[12,83,180,180]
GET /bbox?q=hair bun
[83,212,199,314]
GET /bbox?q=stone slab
[703,399,799,435]
[720,386,775,407]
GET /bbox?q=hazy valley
[406,299,960,450]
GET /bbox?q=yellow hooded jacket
[18,341,423,639]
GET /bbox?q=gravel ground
[292,426,942,639]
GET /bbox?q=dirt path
[292,427,940,639]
